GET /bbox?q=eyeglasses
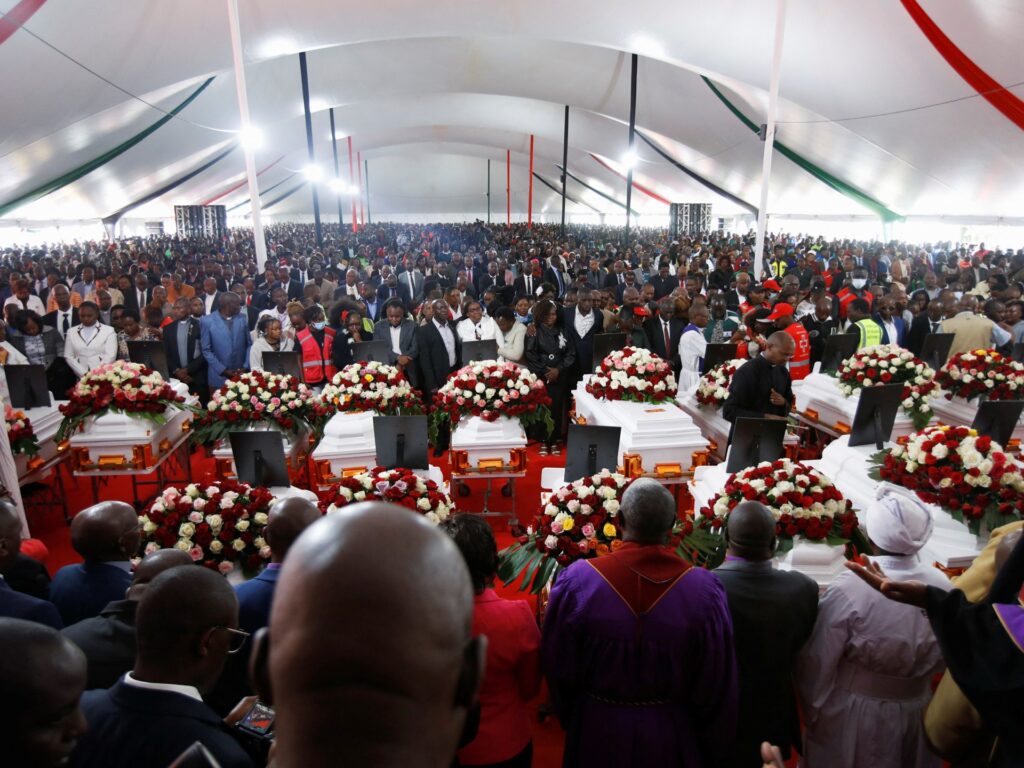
[211,626,251,654]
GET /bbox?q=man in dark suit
[722,331,795,444]
[123,272,152,315]
[646,261,679,300]
[376,272,414,310]
[0,503,62,629]
[43,284,80,338]
[645,296,685,376]
[61,548,193,691]
[416,299,462,395]
[906,296,945,356]
[513,260,544,299]
[614,269,640,304]
[275,266,303,302]
[163,299,208,403]
[563,288,604,386]
[1,618,88,767]
[50,502,139,627]
[714,501,818,767]
[544,258,569,298]
[474,262,505,298]
[69,567,254,768]
[374,299,420,385]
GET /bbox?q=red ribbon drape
[901,0,1024,131]
[0,0,48,46]
[588,153,671,205]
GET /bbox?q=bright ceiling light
[329,178,358,195]
[259,36,297,59]
[238,125,263,150]
[621,149,639,169]
[302,164,324,182]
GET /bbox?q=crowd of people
[1,220,1024,767]
[1,221,1021,448]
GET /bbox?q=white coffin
[820,435,982,568]
[451,415,526,469]
[15,401,65,480]
[690,462,731,516]
[574,378,709,474]
[931,395,1024,446]
[794,373,919,440]
[311,411,379,485]
[676,389,800,462]
[212,422,310,479]
[70,407,192,471]
[775,539,848,590]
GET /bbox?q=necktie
[663,321,671,354]
[619,274,624,285]
[407,272,414,294]
[931,321,939,333]
[62,312,70,335]
[526,276,532,295]
[475,326,481,341]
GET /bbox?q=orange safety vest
[784,321,811,381]
[837,288,874,320]
[296,327,336,384]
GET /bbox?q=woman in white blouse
[456,300,498,344]
[64,302,117,377]
[493,307,525,364]
[250,316,295,371]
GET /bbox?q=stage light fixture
[621,149,639,169]
[238,125,264,150]
[302,164,324,182]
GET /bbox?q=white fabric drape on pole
[227,0,269,272]
[0,396,30,537]
[754,0,787,276]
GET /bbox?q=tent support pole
[506,149,511,225]
[755,0,787,276]
[487,159,491,223]
[561,105,569,234]
[226,0,268,269]
[625,53,637,245]
[357,151,365,227]
[364,158,371,225]
[348,137,357,233]
[298,51,322,247]
[329,108,345,229]
[528,134,534,228]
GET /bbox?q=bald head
[126,548,194,600]
[134,565,239,693]
[725,501,777,561]
[69,501,140,563]
[0,619,87,767]
[620,478,676,544]
[267,503,480,767]
[266,496,322,563]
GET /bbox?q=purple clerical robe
[542,545,738,767]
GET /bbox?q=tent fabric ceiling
[1,0,1022,223]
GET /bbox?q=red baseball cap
[766,303,795,321]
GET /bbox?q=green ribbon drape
[701,76,903,222]
[263,180,308,210]
[0,76,215,217]
[102,143,237,225]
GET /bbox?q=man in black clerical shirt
[722,331,795,444]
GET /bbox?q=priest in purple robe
[541,478,738,767]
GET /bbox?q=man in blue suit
[0,502,62,629]
[200,291,251,390]
[68,567,253,768]
[51,501,139,627]
[873,295,907,348]
[236,496,321,635]
[207,496,321,715]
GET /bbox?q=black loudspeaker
[174,205,227,238]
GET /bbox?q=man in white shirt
[201,278,220,317]
[3,280,46,317]
[456,300,497,343]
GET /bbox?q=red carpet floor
[24,444,803,768]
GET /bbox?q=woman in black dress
[525,299,576,455]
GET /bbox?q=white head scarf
[866,482,934,556]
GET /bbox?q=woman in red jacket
[440,515,541,768]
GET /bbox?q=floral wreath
[319,466,453,524]
[585,346,678,404]
[833,344,939,429]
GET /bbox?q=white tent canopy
[1,0,1023,227]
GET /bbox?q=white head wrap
[866,482,934,555]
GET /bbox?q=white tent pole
[754,0,787,278]
[226,0,268,272]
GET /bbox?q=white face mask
[851,278,867,289]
